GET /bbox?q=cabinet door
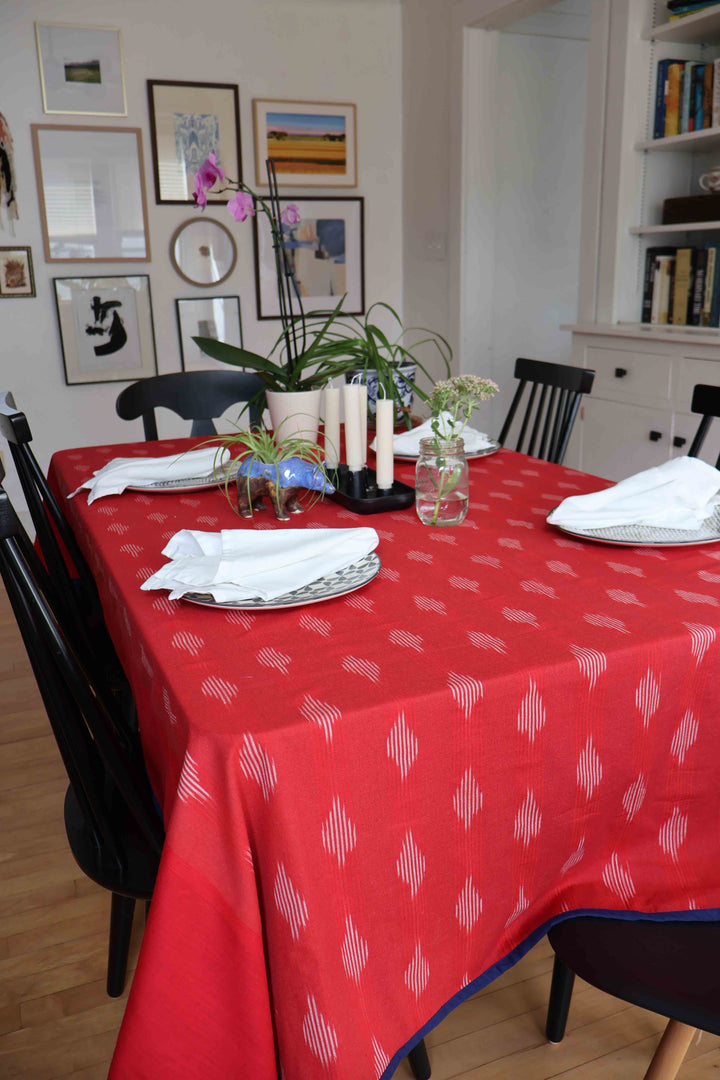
[580,398,671,480]
[670,410,720,467]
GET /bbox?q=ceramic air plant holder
[236,457,334,521]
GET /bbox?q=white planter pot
[266,388,322,443]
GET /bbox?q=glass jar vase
[415,436,469,527]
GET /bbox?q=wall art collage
[4,22,364,387]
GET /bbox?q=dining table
[48,437,720,1080]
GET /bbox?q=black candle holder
[326,464,414,514]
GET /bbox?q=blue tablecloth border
[383,905,720,1080]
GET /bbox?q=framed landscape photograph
[0,248,35,298]
[54,276,157,385]
[148,80,241,204]
[35,23,126,116]
[253,196,364,319]
[176,296,242,371]
[253,99,357,187]
[32,125,150,262]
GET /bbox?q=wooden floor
[1,585,720,1080]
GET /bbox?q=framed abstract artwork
[35,23,127,116]
[253,196,364,319]
[0,248,35,298]
[53,275,157,385]
[176,296,242,371]
[252,99,357,187]
[147,80,241,204]
[32,124,150,262]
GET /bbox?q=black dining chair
[0,391,137,748]
[498,357,595,465]
[115,370,265,440]
[0,468,164,997]
[687,383,720,467]
[545,915,720,1079]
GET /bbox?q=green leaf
[192,338,288,380]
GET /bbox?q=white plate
[127,470,232,494]
[393,441,501,463]
[548,505,720,547]
[181,552,381,610]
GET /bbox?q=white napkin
[370,412,494,456]
[69,447,230,504]
[140,526,379,602]
[547,456,720,531]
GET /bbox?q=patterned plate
[549,505,720,547]
[127,469,233,494]
[181,552,382,610]
[394,441,501,463]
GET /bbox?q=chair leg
[642,1020,696,1080]
[407,1038,431,1079]
[545,956,576,1043]
[107,893,136,997]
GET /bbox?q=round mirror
[169,218,237,287]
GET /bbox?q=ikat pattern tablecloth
[49,440,720,1080]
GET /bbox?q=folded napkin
[140,526,379,602]
[69,447,230,504]
[371,412,495,456]
[547,456,720,532]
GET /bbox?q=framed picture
[176,296,242,371]
[0,248,35,298]
[54,276,157,385]
[252,99,357,187]
[32,125,150,262]
[147,80,241,204]
[169,218,237,287]
[253,196,364,319]
[35,23,126,116]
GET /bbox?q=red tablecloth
[49,440,720,1080]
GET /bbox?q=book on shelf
[665,62,683,137]
[692,64,706,130]
[690,246,708,324]
[681,61,696,132]
[702,247,718,325]
[652,255,676,324]
[671,247,695,323]
[703,63,713,127]
[667,0,720,17]
[654,59,686,137]
[714,59,720,126]
[642,246,677,322]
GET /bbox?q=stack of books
[642,246,720,326]
[667,0,720,21]
[654,55,720,137]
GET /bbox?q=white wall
[0,0,402,510]
[476,22,589,432]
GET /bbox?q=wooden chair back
[115,370,265,440]
[498,357,595,465]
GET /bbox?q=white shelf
[635,127,720,153]
[563,322,720,345]
[644,5,720,45]
[630,220,720,234]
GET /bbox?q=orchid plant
[191,153,357,392]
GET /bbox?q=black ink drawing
[0,113,19,230]
[85,295,128,356]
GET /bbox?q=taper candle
[323,386,340,469]
[342,384,363,471]
[358,383,368,466]
[375,397,394,491]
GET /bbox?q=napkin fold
[547,456,720,531]
[371,412,495,456]
[141,526,379,602]
[69,446,230,504]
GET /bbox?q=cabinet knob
[648,430,663,442]
[673,436,687,448]
[614,367,628,378]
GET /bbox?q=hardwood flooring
[1,583,719,1079]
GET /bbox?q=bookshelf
[564,0,720,478]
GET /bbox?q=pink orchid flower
[281,203,301,226]
[227,190,255,222]
[193,151,225,203]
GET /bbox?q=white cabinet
[568,330,720,479]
